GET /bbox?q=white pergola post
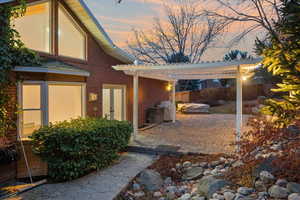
[236,65,243,150]
[172,81,176,123]
[133,72,139,139]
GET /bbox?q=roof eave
[14,66,90,77]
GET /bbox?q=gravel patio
[133,113,250,154]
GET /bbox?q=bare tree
[203,0,282,45]
[128,1,230,64]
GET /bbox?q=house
[0,0,169,182]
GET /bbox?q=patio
[132,113,250,154]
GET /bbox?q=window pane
[22,110,41,138]
[102,89,111,119]
[58,6,86,59]
[22,85,41,109]
[13,2,50,53]
[113,89,123,121]
[49,85,83,123]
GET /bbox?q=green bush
[30,118,132,182]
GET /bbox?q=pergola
[113,58,262,144]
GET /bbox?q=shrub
[30,118,132,182]
[237,116,300,182]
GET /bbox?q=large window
[49,84,83,123]
[58,5,86,60]
[19,82,86,139]
[13,2,51,53]
[12,1,87,60]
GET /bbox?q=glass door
[102,85,126,121]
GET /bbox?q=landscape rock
[237,187,254,196]
[258,191,268,198]
[197,175,230,198]
[153,191,162,197]
[252,158,277,178]
[276,179,288,187]
[137,169,163,191]
[254,180,267,192]
[133,191,145,198]
[132,183,141,191]
[166,186,178,193]
[289,193,300,200]
[232,160,243,168]
[192,196,205,200]
[204,169,212,176]
[260,171,275,184]
[178,193,192,200]
[164,177,173,186]
[287,182,300,194]
[166,191,176,200]
[182,167,204,180]
[268,185,289,199]
[199,162,208,168]
[183,161,192,168]
[212,193,225,200]
[223,191,235,200]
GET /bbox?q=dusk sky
[85,0,260,61]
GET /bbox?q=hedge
[30,118,132,182]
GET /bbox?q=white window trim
[58,3,88,61]
[18,81,86,140]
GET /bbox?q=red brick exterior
[0,0,168,182]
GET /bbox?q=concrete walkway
[15,153,156,200]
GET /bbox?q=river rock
[260,171,275,184]
[289,193,300,200]
[223,191,235,200]
[287,182,300,193]
[268,185,289,199]
[276,179,288,187]
[183,161,192,168]
[133,191,145,198]
[179,193,192,200]
[197,175,230,198]
[182,167,204,180]
[153,191,162,197]
[237,187,254,196]
[137,169,163,191]
[255,180,267,192]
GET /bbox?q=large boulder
[197,175,230,198]
[137,169,163,191]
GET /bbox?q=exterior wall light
[166,83,172,91]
